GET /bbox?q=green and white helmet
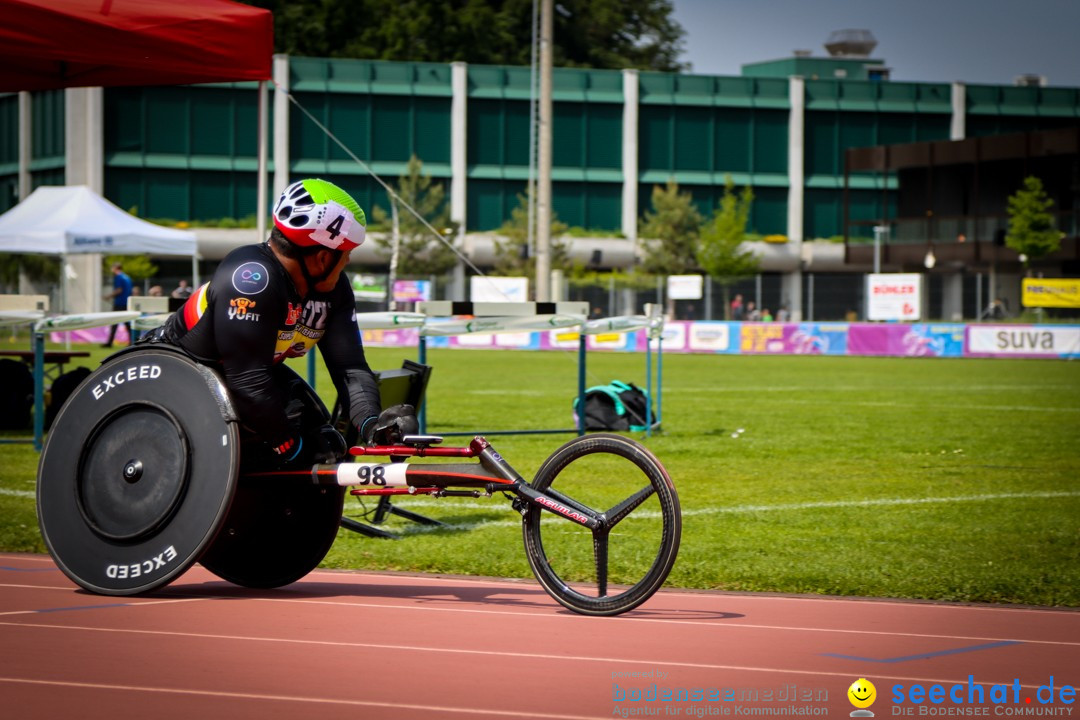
[273,178,367,251]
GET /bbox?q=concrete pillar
[621,69,639,247]
[950,82,966,141]
[450,61,469,302]
[64,87,105,315]
[781,272,803,323]
[942,273,964,321]
[786,76,806,321]
[18,92,31,201]
[272,54,291,200]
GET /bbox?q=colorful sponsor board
[867,273,923,321]
[848,324,965,358]
[1022,278,1080,309]
[358,321,1080,360]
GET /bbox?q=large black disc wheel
[37,347,240,595]
[522,433,681,616]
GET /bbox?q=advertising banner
[687,322,735,353]
[849,324,964,357]
[739,322,795,354]
[392,279,431,304]
[867,273,922,321]
[1022,278,1080,309]
[668,275,703,300]
[967,325,1080,358]
[790,323,849,355]
[470,276,528,303]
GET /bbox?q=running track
[1,553,1077,719]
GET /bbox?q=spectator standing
[171,279,193,299]
[746,301,760,321]
[730,293,744,320]
[102,262,133,348]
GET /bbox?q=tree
[493,190,570,279]
[240,0,687,72]
[697,176,759,319]
[370,155,459,278]
[1005,176,1061,273]
[638,179,703,276]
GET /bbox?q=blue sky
[670,0,1080,87]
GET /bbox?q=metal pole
[976,272,983,321]
[387,198,400,311]
[808,272,815,322]
[257,80,268,242]
[704,275,713,320]
[645,330,652,438]
[873,224,884,275]
[577,333,586,436]
[656,335,663,431]
[608,273,616,316]
[535,0,553,301]
[306,348,316,388]
[33,330,44,451]
[418,336,428,434]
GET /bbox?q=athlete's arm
[319,275,382,440]
[212,261,295,451]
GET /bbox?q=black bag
[0,358,34,430]
[46,366,92,431]
[573,380,654,432]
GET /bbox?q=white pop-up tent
[0,185,198,312]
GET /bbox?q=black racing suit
[151,243,381,455]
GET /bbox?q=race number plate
[336,462,409,487]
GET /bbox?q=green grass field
[2,334,1079,606]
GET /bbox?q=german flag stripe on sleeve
[182,283,210,330]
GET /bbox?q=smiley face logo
[848,678,877,711]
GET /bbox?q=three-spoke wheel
[522,433,681,616]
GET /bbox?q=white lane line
[0,677,607,720]
[0,597,205,617]
[3,578,1076,646]
[0,627,1059,691]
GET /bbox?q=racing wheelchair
[37,345,681,616]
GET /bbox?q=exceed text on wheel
[37,347,240,595]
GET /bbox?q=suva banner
[967,325,1080,358]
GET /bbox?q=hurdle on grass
[312,301,666,437]
[416,301,664,437]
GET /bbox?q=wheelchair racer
[144,178,416,467]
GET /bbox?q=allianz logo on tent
[72,236,115,247]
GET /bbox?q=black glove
[309,424,347,464]
[271,434,308,471]
[365,404,418,446]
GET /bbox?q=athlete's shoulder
[215,244,281,297]
[332,271,355,300]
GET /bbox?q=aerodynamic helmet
[273,179,367,251]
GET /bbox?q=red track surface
[2,552,1078,719]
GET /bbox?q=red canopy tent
[0,0,272,92]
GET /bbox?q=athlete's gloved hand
[365,404,418,446]
[309,424,347,464]
[271,435,308,471]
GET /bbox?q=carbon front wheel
[523,434,681,616]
